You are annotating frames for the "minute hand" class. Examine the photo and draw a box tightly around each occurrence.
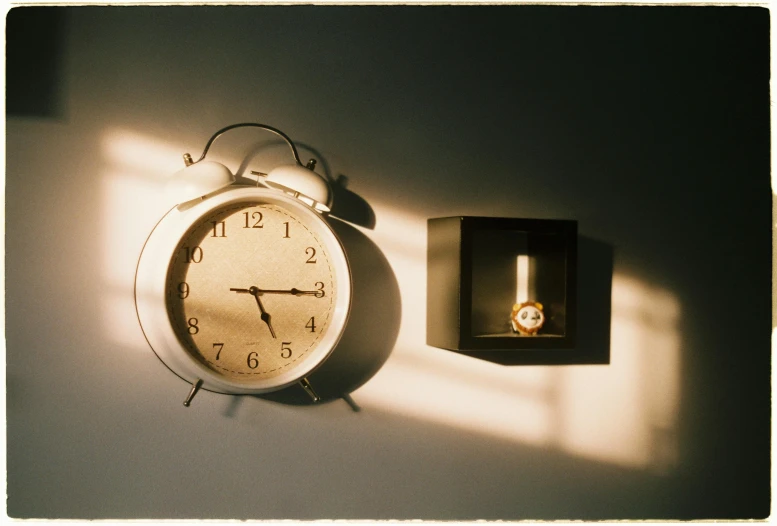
[256,288,322,297]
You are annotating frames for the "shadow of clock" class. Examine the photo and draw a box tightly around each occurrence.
[252,216,401,407]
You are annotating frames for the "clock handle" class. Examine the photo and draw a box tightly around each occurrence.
[188,122,302,166]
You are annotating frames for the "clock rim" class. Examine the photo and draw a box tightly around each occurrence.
[134,185,352,395]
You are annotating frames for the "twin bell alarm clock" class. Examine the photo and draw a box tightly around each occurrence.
[134,123,352,406]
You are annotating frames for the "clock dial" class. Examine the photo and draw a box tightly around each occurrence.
[165,202,337,382]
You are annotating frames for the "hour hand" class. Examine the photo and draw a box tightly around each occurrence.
[230,286,276,338]
[253,295,276,338]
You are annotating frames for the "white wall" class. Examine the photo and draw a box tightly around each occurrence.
[6,5,771,520]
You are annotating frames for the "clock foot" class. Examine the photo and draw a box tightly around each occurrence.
[183,378,203,407]
[342,393,361,413]
[298,377,320,403]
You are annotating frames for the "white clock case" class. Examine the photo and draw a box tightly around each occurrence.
[134,185,352,395]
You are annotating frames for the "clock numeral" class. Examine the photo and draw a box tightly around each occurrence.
[243,211,263,229]
[213,343,224,360]
[247,351,259,369]
[177,282,190,299]
[184,245,203,263]
[305,317,316,333]
[305,247,317,264]
[281,342,293,359]
[211,221,226,238]
[314,281,325,298]
[283,221,291,238]
[187,318,199,335]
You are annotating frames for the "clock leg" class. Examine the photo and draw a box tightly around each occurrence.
[298,377,320,403]
[183,378,203,407]
[341,393,361,412]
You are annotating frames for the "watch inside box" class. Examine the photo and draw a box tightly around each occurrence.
[470,229,568,338]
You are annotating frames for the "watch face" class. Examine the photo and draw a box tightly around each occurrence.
[517,305,544,328]
[165,202,338,383]
[510,302,545,335]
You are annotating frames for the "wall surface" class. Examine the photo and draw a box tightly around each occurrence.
[5,5,771,520]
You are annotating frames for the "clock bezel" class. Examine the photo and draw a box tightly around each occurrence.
[135,185,352,395]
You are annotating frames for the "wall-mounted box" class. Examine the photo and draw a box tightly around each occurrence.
[427,216,577,363]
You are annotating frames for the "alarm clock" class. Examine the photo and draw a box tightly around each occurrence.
[134,123,352,406]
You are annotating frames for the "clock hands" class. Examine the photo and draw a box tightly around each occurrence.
[231,283,326,338]
[230,285,326,338]
[230,286,276,338]
[230,287,323,297]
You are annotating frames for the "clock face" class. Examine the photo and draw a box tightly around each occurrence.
[165,202,338,383]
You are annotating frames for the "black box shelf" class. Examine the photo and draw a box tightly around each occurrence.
[427,216,577,363]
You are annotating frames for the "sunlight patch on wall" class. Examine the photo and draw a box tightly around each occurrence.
[355,202,681,472]
[100,128,186,350]
[101,128,185,175]
[102,169,168,288]
[364,203,427,350]
[356,346,556,446]
[356,202,554,446]
[99,134,682,472]
[557,275,680,472]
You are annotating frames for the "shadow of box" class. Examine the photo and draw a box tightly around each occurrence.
[427,216,577,362]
